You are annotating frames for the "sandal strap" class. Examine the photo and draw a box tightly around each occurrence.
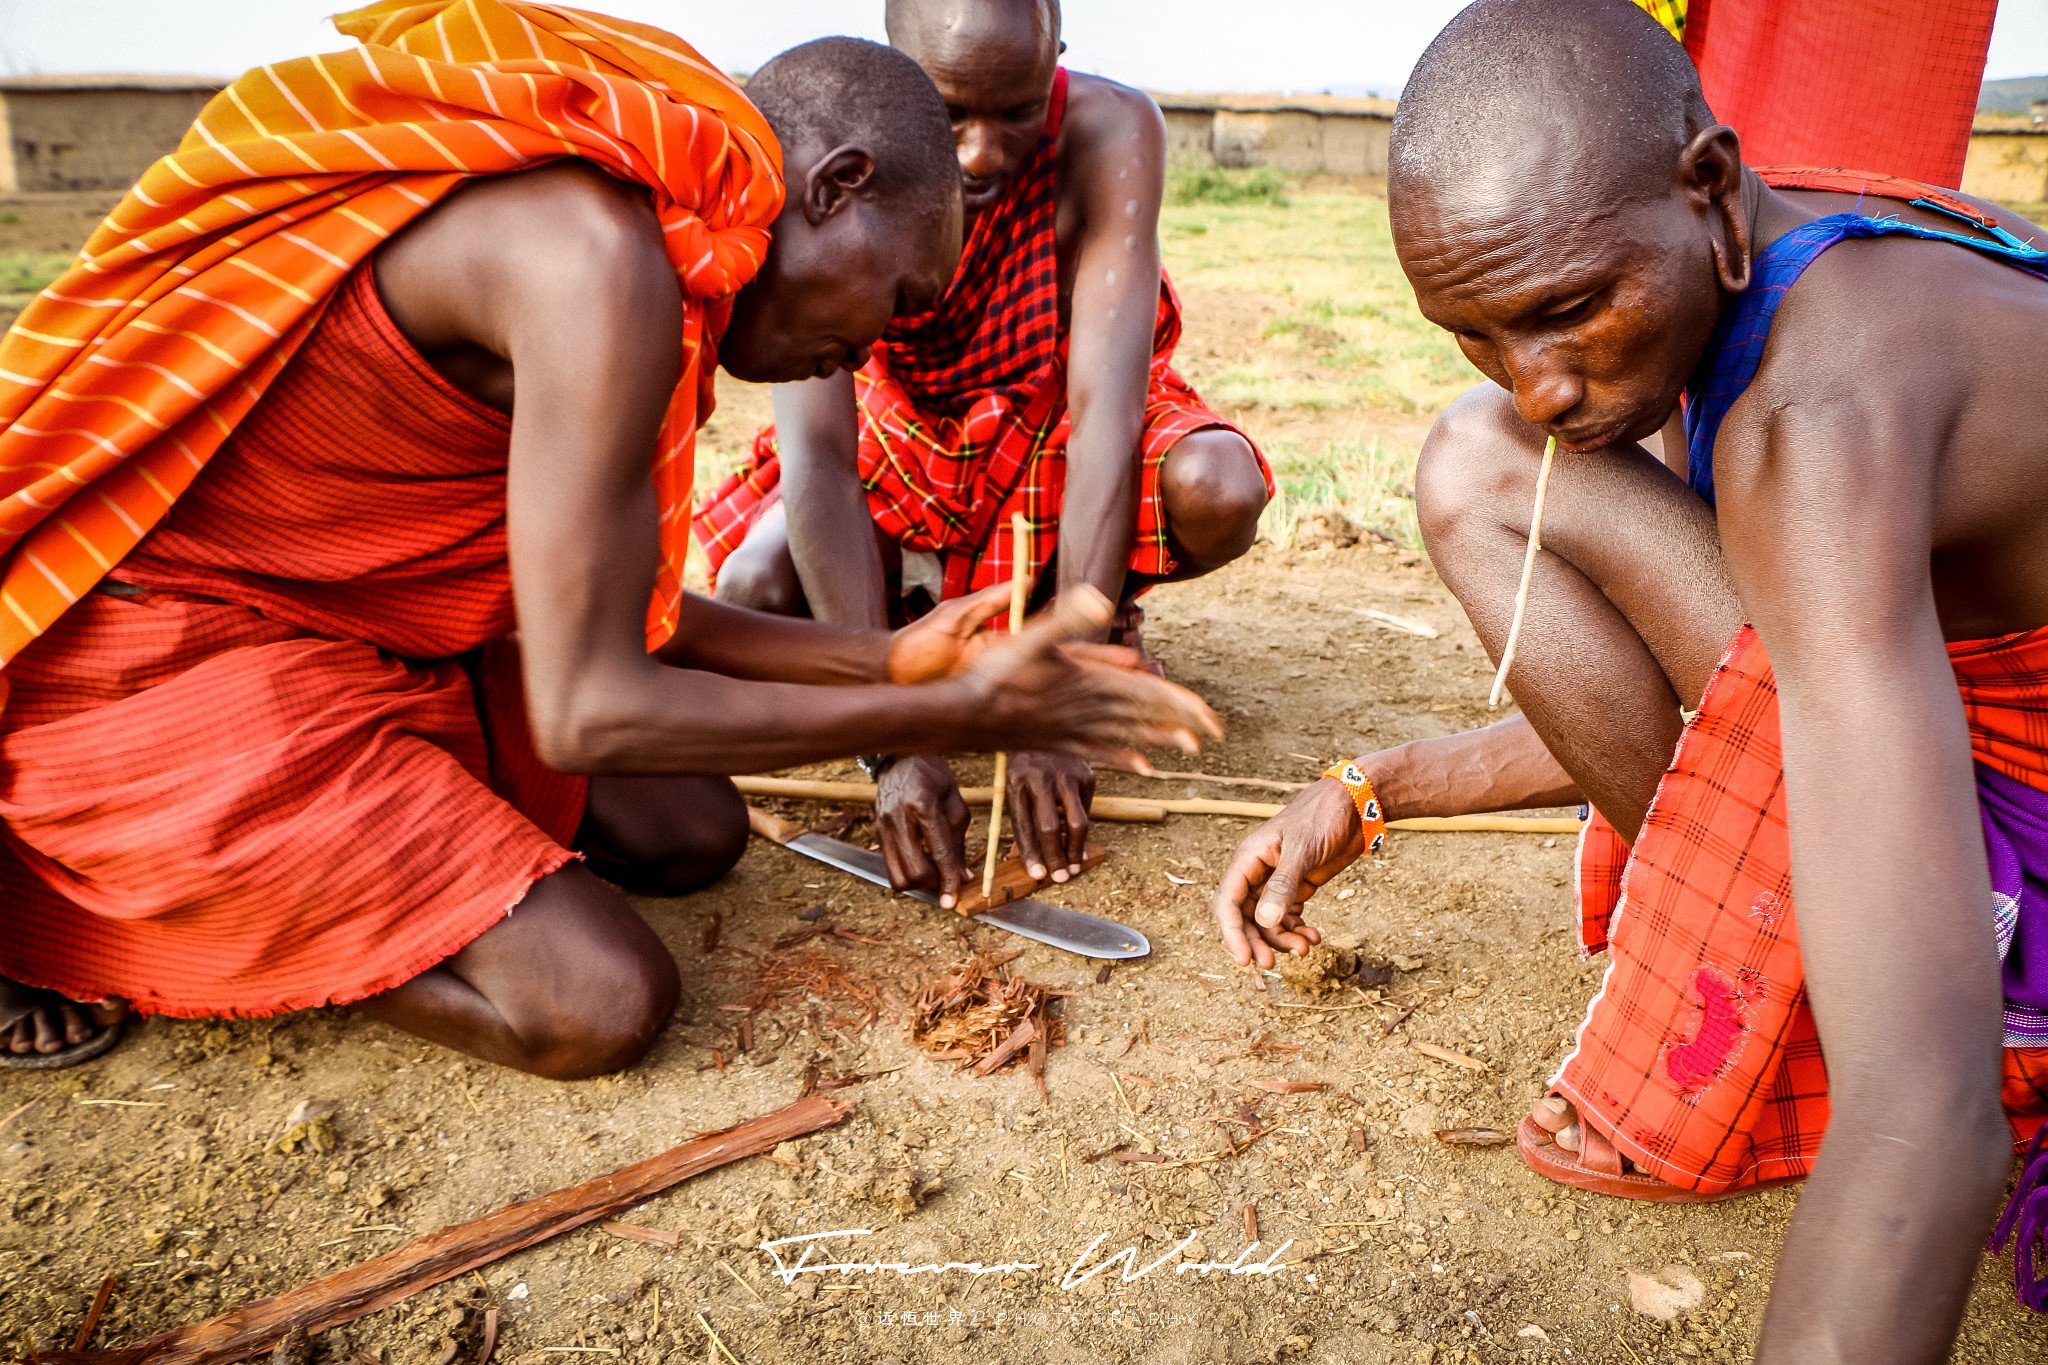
[1578,1121,1627,1177]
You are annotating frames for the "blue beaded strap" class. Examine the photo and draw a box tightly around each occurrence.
[1683,206,2047,507]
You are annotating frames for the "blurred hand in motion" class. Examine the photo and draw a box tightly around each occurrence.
[961,585,1223,767]
[885,582,1011,683]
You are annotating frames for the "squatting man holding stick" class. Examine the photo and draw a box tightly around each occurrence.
[698,0,1272,908]
[1212,0,2048,1358]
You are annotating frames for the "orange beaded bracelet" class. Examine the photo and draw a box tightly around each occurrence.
[1323,760,1389,855]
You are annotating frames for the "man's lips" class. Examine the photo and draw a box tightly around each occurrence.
[1553,420,1632,454]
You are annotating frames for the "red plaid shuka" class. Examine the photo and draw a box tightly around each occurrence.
[1564,624,2048,1196]
[694,68,1269,602]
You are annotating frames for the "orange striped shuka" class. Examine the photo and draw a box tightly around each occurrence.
[0,2,781,1017]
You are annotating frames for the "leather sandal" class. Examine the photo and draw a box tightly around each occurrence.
[1516,1108,1800,1204]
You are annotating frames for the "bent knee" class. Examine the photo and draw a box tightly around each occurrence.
[519,947,680,1080]
[582,776,748,897]
[1161,430,1269,567]
[1414,384,1540,547]
[714,531,806,616]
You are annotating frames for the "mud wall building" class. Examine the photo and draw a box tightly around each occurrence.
[1154,93,1395,177]
[0,76,223,194]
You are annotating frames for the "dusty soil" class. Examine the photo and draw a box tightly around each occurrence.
[4,203,2047,1365]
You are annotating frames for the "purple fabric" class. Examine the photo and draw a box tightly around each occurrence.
[1990,1126,2048,1310]
[1978,763,2048,1047]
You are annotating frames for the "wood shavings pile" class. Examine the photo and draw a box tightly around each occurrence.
[910,951,1068,1098]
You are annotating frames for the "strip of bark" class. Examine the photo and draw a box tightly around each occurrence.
[37,1095,851,1365]
[972,1017,1037,1077]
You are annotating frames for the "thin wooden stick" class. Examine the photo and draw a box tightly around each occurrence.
[1489,434,1557,708]
[1105,766,1309,793]
[984,512,1032,898]
[36,1095,850,1365]
[736,778,1581,832]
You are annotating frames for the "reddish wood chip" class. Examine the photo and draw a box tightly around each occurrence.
[1244,1080,1327,1094]
[1243,1203,1260,1242]
[1433,1127,1512,1147]
[1110,1150,1166,1164]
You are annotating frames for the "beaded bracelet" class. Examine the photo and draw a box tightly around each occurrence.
[1323,760,1389,855]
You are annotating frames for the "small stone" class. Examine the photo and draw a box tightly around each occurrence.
[1629,1265,1706,1322]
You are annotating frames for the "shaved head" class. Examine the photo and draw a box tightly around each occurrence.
[1390,0,1713,215]
[883,0,1065,212]
[1387,0,1753,456]
[746,36,957,206]
[885,0,1060,67]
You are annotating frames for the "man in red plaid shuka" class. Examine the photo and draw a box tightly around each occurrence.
[694,0,1271,907]
[1213,0,2048,1354]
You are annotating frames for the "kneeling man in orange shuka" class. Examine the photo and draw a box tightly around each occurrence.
[0,3,1217,1077]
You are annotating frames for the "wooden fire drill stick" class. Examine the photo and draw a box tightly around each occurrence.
[984,511,1032,898]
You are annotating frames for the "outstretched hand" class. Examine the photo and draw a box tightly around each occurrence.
[1211,777,1364,968]
[963,586,1223,766]
[885,583,1012,684]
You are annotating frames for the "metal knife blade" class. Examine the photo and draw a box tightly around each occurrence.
[781,832,1150,960]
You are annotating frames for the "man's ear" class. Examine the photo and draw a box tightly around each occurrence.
[1679,124,1751,294]
[801,144,879,226]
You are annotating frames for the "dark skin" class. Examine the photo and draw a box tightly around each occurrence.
[715,0,1269,908]
[1215,115,2048,1360]
[0,146,1228,1074]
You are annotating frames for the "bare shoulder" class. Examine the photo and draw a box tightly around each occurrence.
[1060,71,1165,170]
[376,160,675,351]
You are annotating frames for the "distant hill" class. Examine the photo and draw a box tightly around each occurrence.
[1981,75,2048,115]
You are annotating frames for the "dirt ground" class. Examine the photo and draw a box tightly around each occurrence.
[4,192,2048,1365]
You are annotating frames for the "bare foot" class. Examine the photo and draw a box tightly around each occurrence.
[1529,1094,1584,1152]
[0,977,126,1059]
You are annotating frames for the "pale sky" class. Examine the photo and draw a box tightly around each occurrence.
[0,0,2044,91]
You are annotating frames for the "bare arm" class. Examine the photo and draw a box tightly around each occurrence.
[772,370,890,629]
[378,166,1217,778]
[1056,80,1168,609]
[1210,712,1582,966]
[1719,342,2008,1363]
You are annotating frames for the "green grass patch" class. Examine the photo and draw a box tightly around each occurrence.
[1257,434,1422,551]
[1165,161,1289,207]
[0,252,72,295]
[0,251,76,320]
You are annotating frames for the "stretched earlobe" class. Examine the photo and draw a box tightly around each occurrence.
[1682,125,1752,294]
[1711,221,1752,294]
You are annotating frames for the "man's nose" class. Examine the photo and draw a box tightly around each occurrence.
[1503,346,1584,428]
[956,122,1004,180]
